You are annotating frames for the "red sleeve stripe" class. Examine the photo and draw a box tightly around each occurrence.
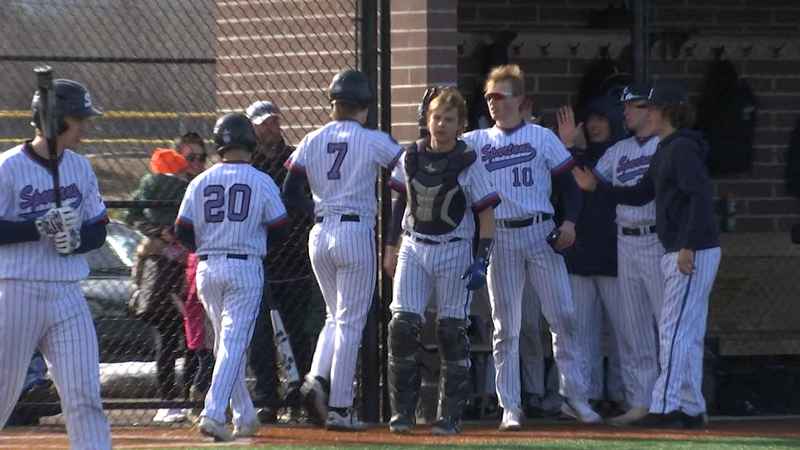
[284,160,306,174]
[472,192,501,213]
[387,178,406,193]
[267,214,289,229]
[176,217,194,229]
[551,157,576,176]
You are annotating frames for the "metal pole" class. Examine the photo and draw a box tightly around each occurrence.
[359,0,380,424]
[631,0,649,83]
[378,0,392,423]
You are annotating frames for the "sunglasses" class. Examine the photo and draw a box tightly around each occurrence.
[484,92,516,102]
[186,153,207,162]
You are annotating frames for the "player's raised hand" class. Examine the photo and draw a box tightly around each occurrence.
[383,245,399,278]
[556,105,584,148]
[572,166,598,192]
[555,221,576,251]
[417,86,441,137]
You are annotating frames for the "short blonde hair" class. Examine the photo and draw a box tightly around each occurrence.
[485,64,525,96]
[427,87,467,128]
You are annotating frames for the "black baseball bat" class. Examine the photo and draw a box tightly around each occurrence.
[34,66,61,207]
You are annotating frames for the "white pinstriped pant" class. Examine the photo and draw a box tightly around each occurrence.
[650,247,721,416]
[196,256,262,427]
[616,233,664,409]
[569,274,624,402]
[390,237,473,320]
[487,220,588,412]
[0,280,111,450]
[307,219,376,408]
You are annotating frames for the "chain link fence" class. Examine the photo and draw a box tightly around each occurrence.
[1,0,365,427]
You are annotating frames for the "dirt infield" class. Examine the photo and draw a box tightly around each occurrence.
[2,417,800,449]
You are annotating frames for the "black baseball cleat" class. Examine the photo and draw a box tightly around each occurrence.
[631,411,708,429]
[257,407,278,424]
[389,413,414,434]
[431,416,462,436]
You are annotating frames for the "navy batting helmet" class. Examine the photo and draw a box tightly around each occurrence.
[31,79,102,134]
[328,69,372,106]
[213,113,258,155]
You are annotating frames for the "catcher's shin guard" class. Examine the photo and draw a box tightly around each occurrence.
[388,312,422,427]
[436,318,472,424]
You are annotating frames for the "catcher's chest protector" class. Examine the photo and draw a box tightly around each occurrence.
[405,139,476,235]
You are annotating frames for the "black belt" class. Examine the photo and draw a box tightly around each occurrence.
[198,253,248,261]
[404,231,462,245]
[315,214,360,223]
[498,214,552,229]
[621,225,657,236]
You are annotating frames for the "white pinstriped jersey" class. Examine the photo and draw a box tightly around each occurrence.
[594,136,660,228]
[462,123,573,220]
[177,162,287,258]
[285,120,402,219]
[0,143,107,282]
[388,147,500,242]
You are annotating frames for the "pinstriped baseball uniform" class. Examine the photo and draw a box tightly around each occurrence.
[0,144,111,449]
[462,123,588,412]
[650,248,720,416]
[387,148,499,320]
[594,136,664,409]
[176,162,288,427]
[285,120,401,408]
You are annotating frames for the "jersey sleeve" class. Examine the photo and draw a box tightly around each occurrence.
[543,128,575,175]
[593,146,615,183]
[462,159,500,212]
[284,136,308,174]
[373,131,403,169]
[261,176,289,229]
[0,161,12,220]
[387,153,406,193]
[81,160,108,225]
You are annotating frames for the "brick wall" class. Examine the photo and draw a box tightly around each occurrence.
[457,0,800,232]
[215,0,358,143]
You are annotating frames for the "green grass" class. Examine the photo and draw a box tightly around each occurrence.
[162,436,800,450]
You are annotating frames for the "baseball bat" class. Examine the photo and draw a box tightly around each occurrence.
[34,66,61,207]
[263,285,301,389]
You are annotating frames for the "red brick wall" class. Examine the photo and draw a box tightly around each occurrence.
[457,0,800,232]
[215,0,358,143]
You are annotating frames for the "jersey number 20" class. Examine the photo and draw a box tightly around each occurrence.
[203,184,252,222]
[326,142,348,180]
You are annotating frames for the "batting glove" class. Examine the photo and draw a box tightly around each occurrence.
[461,256,489,291]
[53,228,81,255]
[35,206,80,239]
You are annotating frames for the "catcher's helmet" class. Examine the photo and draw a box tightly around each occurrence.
[31,79,102,134]
[213,112,257,154]
[328,69,372,106]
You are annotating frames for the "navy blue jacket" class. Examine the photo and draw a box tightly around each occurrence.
[563,96,625,277]
[602,129,720,253]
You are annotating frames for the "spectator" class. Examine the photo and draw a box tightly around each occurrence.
[244,100,321,423]
[180,253,214,419]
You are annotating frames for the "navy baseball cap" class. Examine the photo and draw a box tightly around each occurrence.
[619,83,651,103]
[647,80,689,106]
[245,100,280,125]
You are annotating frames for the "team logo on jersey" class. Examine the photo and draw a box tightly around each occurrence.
[617,154,652,183]
[18,183,83,219]
[480,143,537,172]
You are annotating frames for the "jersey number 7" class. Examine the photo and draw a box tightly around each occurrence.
[326,142,348,180]
[204,183,252,223]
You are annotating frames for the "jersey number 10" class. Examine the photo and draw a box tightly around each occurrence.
[203,184,252,223]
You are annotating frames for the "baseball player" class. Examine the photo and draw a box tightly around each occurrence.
[282,69,402,431]
[383,87,500,435]
[0,79,111,449]
[588,83,664,425]
[461,64,599,430]
[574,80,721,429]
[557,96,627,414]
[175,113,289,441]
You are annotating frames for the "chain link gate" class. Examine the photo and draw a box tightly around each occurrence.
[0,0,383,427]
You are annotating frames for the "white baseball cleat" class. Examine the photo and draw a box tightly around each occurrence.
[233,417,260,438]
[198,416,233,442]
[301,375,329,426]
[606,407,650,427]
[325,409,367,431]
[561,398,602,424]
[498,408,522,431]
[153,408,188,423]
